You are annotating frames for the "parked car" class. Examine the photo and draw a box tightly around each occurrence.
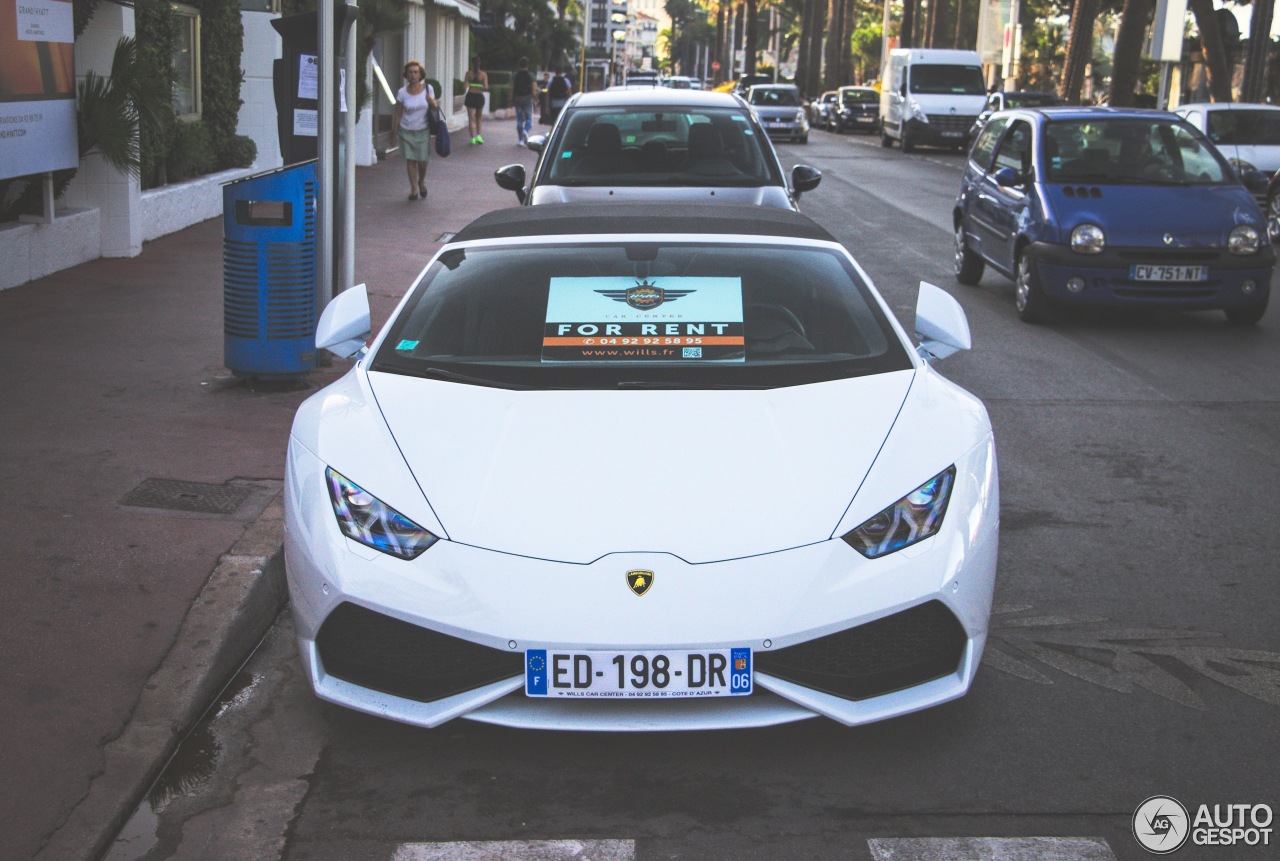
[494,89,821,209]
[967,91,1062,148]
[830,85,881,133]
[811,89,839,127]
[732,73,773,98]
[663,75,697,89]
[287,201,999,731]
[746,83,809,143]
[1175,102,1280,203]
[953,107,1273,324]
[1175,102,1280,174]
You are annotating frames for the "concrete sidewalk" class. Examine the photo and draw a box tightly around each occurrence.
[1,116,536,861]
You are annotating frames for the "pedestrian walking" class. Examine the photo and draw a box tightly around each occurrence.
[539,71,553,126]
[463,57,488,145]
[390,60,437,201]
[512,56,538,146]
[547,67,572,124]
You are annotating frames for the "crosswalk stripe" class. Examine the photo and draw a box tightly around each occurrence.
[868,837,1117,861]
[391,840,636,861]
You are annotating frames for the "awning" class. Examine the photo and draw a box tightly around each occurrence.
[433,0,479,22]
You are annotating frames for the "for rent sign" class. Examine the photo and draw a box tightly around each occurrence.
[0,0,77,180]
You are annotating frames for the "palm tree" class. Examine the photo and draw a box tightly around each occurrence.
[1059,0,1100,103]
[1242,0,1275,101]
[1189,0,1234,101]
[1107,0,1155,105]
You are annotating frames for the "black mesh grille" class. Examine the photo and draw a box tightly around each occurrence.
[317,603,524,703]
[756,601,967,701]
[1118,249,1221,263]
[927,115,976,133]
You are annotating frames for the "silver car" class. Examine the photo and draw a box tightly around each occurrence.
[495,89,821,210]
[747,84,809,144]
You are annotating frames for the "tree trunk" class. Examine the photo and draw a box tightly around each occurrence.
[1060,0,1099,103]
[1189,0,1234,102]
[1107,0,1154,106]
[928,0,950,49]
[1242,0,1273,102]
[824,0,841,87]
[901,0,919,49]
[799,0,826,97]
[745,0,758,74]
[715,2,727,83]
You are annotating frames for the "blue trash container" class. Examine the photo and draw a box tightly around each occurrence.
[223,161,318,377]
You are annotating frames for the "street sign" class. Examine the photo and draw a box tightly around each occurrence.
[712,61,721,72]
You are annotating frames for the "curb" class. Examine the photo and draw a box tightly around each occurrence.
[36,493,289,861]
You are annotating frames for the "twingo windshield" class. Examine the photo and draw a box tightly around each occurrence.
[545,107,779,186]
[371,243,911,390]
[1043,118,1235,185]
[750,87,801,107]
[909,65,985,95]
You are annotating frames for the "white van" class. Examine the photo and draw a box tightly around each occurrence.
[880,48,988,152]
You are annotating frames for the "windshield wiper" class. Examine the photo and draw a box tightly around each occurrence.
[615,380,766,390]
[412,365,534,389]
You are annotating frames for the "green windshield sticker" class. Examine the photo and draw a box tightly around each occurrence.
[396,340,420,351]
[541,276,745,363]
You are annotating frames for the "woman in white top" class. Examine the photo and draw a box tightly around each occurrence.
[390,60,438,200]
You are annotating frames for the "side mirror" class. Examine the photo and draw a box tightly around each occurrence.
[494,164,528,203]
[315,283,371,359]
[525,134,547,153]
[791,164,822,195]
[993,166,1022,188]
[915,281,971,362]
[1242,167,1269,193]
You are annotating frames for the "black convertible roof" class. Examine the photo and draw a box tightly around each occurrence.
[450,203,838,244]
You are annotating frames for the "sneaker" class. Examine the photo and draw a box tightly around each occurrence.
[469,136,478,145]
[476,135,484,145]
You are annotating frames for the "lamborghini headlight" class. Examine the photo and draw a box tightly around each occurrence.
[325,467,438,559]
[842,466,956,558]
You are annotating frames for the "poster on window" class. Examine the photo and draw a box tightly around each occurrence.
[0,0,78,181]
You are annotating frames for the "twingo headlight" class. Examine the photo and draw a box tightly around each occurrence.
[1229,224,1261,255]
[1071,223,1106,254]
[325,467,438,559]
[842,466,957,558]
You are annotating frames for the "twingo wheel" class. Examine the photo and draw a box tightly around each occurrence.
[1224,289,1269,325]
[954,221,984,286]
[1014,252,1053,324]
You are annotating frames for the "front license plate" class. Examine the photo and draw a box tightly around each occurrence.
[526,648,752,698]
[856,116,874,122]
[1131,264,1208,282]
[941,130,964,138]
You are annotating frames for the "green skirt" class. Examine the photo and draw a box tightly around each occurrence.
[400,126,431,162]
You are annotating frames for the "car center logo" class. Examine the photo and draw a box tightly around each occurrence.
[596,279,695,311]
[626,570,653,596]
[1134,796,1190,854]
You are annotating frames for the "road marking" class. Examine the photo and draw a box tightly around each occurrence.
[868,836,1116,860]
[392,840,635,861]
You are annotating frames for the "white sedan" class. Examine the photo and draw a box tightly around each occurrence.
[284,203,999,731]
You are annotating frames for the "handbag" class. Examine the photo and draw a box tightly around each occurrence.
[426,104,439,136]
[434,110,451,157]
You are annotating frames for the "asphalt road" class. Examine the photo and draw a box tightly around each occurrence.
[105,127,1280,861]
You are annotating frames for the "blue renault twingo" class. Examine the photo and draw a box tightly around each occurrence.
[953,107,1274,324]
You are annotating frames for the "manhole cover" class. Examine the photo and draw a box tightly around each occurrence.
[120,479,251,514]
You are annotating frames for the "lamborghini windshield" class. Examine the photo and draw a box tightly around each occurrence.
[372,242,911,390]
